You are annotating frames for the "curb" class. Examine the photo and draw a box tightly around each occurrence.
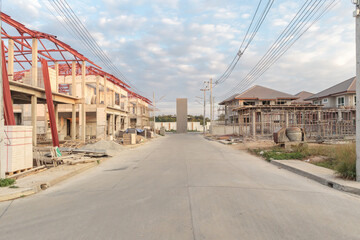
[0,161,99,202]
[47,161,98,188]
[270,160,360,196]
[0,189,36,202]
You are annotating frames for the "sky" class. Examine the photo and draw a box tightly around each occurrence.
[3,0,356,117]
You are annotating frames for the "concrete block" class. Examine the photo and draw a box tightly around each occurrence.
[4,126,33,173]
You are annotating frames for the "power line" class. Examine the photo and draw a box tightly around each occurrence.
[214,0,274,86]
[220,0,338,100]
[45,0,147,97]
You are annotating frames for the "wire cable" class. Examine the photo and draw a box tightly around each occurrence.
[220,0,338,100]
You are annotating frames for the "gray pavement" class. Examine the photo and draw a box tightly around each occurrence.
[1,134,360,240]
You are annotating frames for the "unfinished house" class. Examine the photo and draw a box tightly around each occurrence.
[128,93,151,128]
[2,12,97,146]
[303,77,356,138]
[292,91,313,105]
[219,85,301,125]
[4,13,151,145]
[53,64,131,140]
[218,85,322,138]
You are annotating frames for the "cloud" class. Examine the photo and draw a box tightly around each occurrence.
[3,0,355,117]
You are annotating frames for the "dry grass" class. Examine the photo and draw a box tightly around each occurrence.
[248,142,356,180]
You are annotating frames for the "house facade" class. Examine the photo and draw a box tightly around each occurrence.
[305,77,356,122]
[219,85,299,125]
[14,64,151,141]
[305,77,356,109]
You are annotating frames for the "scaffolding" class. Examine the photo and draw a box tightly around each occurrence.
[233,105,355,140]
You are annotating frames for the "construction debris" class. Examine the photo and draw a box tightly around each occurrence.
[81,140,124,157]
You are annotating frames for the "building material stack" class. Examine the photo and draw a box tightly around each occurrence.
[4,126,33,174]
[123,133,136,145]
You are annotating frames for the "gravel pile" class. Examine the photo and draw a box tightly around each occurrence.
[82,140,124,156]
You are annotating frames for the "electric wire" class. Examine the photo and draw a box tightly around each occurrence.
[223,0,322,97]
[214,0,274,86]
[46,0,146,97]
[220,0,338,100]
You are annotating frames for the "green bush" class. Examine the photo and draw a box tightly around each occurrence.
[334,144,356,180]
[0,178,15,187]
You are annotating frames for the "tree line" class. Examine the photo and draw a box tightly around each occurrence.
[153,115,210,125]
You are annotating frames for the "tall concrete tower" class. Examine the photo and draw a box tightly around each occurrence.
[176,98,187,133]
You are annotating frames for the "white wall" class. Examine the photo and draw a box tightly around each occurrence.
[155,122,210,131]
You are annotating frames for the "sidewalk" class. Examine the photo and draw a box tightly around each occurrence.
[0,161,99,202]
[271,160,360,195]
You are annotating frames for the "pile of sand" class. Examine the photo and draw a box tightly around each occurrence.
[82,140,124,156]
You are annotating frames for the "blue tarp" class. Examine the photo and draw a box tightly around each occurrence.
[125,128,144,133]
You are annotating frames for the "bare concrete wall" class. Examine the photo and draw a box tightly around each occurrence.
[211,125,240,136]
[176,98,187,133]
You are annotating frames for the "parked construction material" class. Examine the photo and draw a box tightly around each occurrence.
[123,133,136,145]
[82,140,124,156]
[4,126,33,174]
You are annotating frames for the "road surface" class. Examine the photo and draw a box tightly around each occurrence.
[1,134,360,240]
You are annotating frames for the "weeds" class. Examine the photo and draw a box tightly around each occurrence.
[333,143,356,180]
[0,178,16,187]
[250,142,357,180]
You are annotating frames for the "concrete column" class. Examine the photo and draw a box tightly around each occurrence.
[114,115,118,133]
[80,61,86,142]
[338,109,342,121]
[113,90,115,107]
[31,38,38,87]
[72,61,76,97]
[238,112,242,136]
[302,111,306,128]
[252,111,256,137]
[71,61,77,140]
[8,39,14,81]
[44,104,48,137]
[285,112,289,128]
[96,76,100,107]
[55,61,59,93]
[260,112,264,135]
[72,104,76,140]
[31,96,37,146]
[110,114,114,137]
[104,77,107,107]
[54,104,59,131]
[318,110,322,136]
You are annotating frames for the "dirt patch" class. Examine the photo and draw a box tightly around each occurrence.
[232,140,276,150]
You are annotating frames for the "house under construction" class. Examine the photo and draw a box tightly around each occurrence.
[2,12,151,146]
[218,85,355,140]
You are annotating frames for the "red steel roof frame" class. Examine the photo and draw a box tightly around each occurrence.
[50,63,130,89]
[3,12,151,104]
[1,12,99,69]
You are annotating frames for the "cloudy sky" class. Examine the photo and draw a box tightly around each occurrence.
[3,0,356,116]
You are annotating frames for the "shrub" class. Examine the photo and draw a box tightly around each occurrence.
[0,178,16,187]
[334,143,356,180]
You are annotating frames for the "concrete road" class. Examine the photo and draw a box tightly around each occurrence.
[1,134,360,240]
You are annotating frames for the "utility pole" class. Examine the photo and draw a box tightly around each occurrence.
[0,14,4,179]
[354,0,360,181]
[153,92,156,131]
[210,78,213,134]
[200,81,209,135]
